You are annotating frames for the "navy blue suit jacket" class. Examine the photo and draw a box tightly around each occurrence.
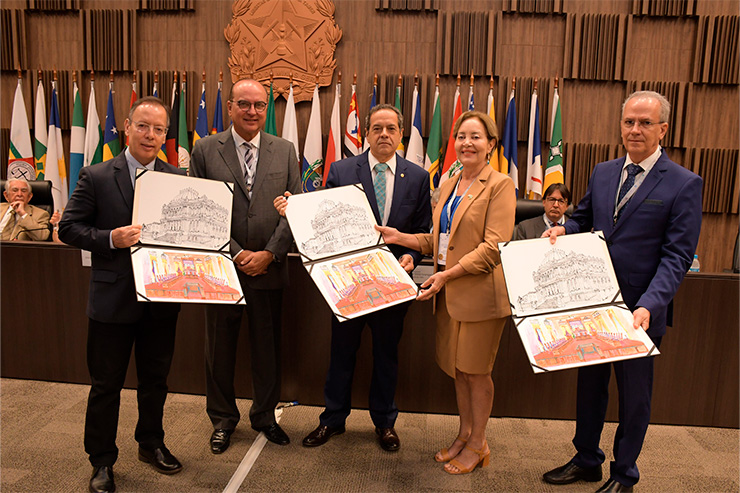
[564,151,702,337]
[325,151,432,267]
[60,154,185,324]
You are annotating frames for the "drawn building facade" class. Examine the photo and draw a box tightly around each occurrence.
[301,199,376,256]
[142,187,229,249]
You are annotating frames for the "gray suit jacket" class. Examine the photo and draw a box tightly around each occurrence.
[190,128,301,289]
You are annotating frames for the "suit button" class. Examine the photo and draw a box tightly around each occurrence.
[248,213,255,218]
[606,240,612,246]
[449,246,454,250]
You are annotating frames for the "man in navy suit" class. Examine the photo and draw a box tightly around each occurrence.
[542,91,702,492]
[276,104,431,451]
[60,97,185,493]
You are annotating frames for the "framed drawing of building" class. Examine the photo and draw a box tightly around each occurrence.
[499,232,658,373]
[284,185,418,320]
[130,170,245,305]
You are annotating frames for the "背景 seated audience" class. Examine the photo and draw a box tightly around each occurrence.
[1,178,51,241]
[513,183,571,240]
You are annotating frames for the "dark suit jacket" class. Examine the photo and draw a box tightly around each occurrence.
[190,128,301,289]
[513,214,570,240]
[325,151,432,266]
[564,152,702,337]
[59,154,184,324]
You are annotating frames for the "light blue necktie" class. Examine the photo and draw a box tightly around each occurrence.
[374,162,388,223]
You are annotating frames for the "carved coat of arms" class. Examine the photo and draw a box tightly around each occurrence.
[224,0,342,102]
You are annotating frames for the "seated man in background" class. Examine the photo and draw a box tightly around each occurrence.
[0,178,50,241]
[512,183,571,240]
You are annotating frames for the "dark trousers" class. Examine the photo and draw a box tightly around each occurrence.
[319,302,408,429]
[205,285,283,430]
[572,336,662,487]
[85,309,177,467]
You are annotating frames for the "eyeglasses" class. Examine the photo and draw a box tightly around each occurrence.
[620,119,663,130]
[231,100,268,113]
[132,121,167,137]
[545,197,568,205]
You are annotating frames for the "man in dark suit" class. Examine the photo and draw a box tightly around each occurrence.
[277,104,432,451]
[190,79,301,454]
[542,91,702,492]
[512,183,570,240]
[59,96,185,493]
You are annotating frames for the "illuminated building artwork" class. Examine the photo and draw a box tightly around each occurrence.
[301,199,376,256]
[141,250,241,302]
[141,187,229,249]
[528,308,648,369]
[316,251,416,317]
[517,247,613,311]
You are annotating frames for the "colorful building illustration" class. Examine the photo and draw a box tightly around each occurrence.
[529,309,648,368]
[142,251,241,302]
[319,252,415,316]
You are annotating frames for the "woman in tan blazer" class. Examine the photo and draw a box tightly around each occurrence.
[377,111,515,475]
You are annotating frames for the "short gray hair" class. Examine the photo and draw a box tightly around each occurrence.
[622,91,670,123]
[5,177,31,193]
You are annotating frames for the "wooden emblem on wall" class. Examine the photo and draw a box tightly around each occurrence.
[224,0,342,102]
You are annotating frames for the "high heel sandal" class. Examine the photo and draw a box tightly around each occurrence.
[434,436,467,462]
[444,444,490,475]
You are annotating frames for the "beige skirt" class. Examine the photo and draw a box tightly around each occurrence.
[435,288,507,378]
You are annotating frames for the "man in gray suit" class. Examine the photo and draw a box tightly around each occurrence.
[190,79,301,453]
[513,183,571,240]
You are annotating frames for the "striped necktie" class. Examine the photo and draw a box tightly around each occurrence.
[243,142,256,198]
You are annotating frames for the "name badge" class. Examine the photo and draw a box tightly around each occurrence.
[438,232,449,266]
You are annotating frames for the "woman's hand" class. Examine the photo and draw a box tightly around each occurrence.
[416,270,448,301]
[375,225,402,245]
[273,192,292,217]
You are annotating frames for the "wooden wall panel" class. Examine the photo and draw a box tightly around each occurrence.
[692,15,739,84]
[25,10,81,69]
[630,0,697,16]
[624,17,696,82]
[495,12,566,77]
[1,9,27,71]
[684,83,739,148]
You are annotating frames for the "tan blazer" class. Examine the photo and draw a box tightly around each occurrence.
[415,166,515,322]
[0,203,50,241]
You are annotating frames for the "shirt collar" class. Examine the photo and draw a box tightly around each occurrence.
[625,146,662,173]
[125,147,156,169]
[368,151,397,174]
[543,213,565,227]
[231,126,261,150]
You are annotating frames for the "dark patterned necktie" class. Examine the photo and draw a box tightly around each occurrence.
[616,163,642,221]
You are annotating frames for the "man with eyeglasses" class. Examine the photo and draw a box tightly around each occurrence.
[60,96,185,493]
[1,178,51,241]
[541,91,702,492]
[513,183,571,240]
[190,78,301,454]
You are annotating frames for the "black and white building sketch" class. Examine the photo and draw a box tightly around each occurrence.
[300,199,376,256]
[517,247,613,311]
[141,187,229,249]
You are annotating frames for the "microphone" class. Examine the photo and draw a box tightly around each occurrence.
[12,226,52,241]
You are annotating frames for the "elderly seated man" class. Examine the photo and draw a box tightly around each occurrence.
[1,178,50,241]
[513,183,571,240]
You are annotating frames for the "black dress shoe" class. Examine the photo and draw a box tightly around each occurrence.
[210,428,234,454]
[543,461,602,484]
[302,424,345,447]
[252,422,290,445]
[375,427,400,452]
[89,466,115,493]
[596,478,633,492]
[138,445,183,474]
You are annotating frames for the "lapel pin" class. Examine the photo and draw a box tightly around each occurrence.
[400,173,405,178]
[467,194,473,200]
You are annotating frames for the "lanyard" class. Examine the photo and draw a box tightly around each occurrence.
[443,174,476,234]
